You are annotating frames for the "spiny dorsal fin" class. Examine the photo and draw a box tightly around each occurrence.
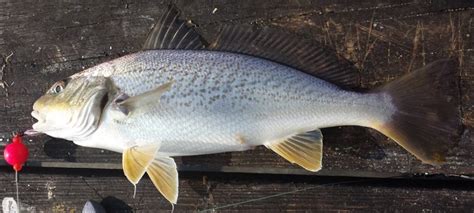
[143,4,207,50]
[208,25,360,89]
[265,130,323,172]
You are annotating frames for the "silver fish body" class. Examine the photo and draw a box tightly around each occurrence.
[29,45,458,205]
[29,5,460,204]
[73,50,394,156]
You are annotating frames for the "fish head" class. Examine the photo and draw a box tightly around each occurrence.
[31,75,110,140]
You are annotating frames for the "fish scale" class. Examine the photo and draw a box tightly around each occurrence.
[75,50,393,155]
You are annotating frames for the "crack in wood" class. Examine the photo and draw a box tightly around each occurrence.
[0,52,13,96]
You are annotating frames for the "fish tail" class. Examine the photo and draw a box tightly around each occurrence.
[373,59,461,165]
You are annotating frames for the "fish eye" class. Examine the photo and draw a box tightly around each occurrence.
[50,81,66,94]
[53,84,63,93]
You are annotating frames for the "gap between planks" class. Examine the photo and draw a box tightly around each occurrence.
[0,161,403,178]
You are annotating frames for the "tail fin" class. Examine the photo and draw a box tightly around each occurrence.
[374,59,461,165]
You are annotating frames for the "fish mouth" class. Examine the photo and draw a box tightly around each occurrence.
[31,110,43,123]
[30,110,46,133]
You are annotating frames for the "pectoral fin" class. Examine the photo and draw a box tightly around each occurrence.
[122,144,160,184]
[265,130,323,172]
[146,156,179,204]
[115,81,173,116]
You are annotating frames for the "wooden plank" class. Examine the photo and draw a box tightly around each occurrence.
[0,0,473,177]
[0,168,472,212]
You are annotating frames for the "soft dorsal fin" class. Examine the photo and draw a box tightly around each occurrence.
[208,25,360,88]
[265,130,323,172]
[144,5,360,88]
[143,4,207,50]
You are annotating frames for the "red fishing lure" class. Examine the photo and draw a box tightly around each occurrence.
[3,133,29,211]
[3,133,29,171]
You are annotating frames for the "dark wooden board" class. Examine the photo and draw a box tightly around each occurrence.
[0,1,473,211]
[0,0,473,177]
[0,168,473,212]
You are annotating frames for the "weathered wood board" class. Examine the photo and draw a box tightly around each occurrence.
[0,0,473,211]
[1,168,473,212]
[0,0,472,176]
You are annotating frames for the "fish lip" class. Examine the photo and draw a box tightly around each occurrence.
[24,128,43,136]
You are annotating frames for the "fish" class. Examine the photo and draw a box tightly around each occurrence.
[28,5,460,204]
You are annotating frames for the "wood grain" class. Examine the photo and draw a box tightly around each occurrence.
[0,168,472,212]
[1,0,472,177]
[0,0,473,211]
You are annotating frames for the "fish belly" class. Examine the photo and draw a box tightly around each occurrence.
[83,50,393,156]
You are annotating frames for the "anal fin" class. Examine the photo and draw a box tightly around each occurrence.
[265,130,323,172]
